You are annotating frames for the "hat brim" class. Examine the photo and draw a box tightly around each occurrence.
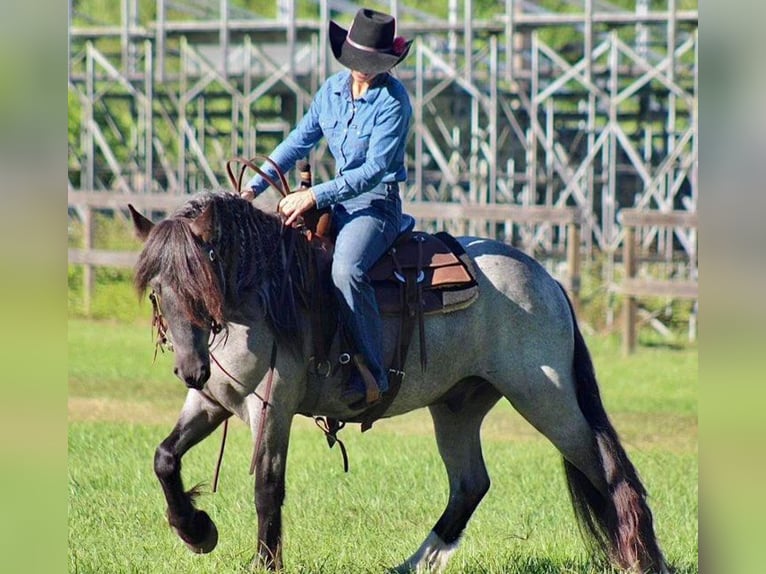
[329,21,412,75]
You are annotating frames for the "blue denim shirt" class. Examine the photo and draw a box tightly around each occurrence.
[246,70,411,210]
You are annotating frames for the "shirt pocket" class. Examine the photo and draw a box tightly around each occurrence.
[349,123,373,158]
[319,114,340,139]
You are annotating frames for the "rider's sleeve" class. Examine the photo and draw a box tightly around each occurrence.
[245,86,325,195]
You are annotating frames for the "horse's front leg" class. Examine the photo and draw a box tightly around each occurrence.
[155,390,230,554]
[247,394,294,570]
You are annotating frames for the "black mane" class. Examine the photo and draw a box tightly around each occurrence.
[134,191,307,351]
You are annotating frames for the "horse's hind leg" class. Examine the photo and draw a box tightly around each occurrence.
[509,363,667,573]
[154,390,230,554]
[394,380,501,574]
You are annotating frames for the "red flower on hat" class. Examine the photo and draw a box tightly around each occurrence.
[392,36,407,56]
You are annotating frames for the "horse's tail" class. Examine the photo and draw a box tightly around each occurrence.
[559,286,667,573]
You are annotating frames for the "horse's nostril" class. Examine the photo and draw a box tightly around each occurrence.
[183,374,202,390]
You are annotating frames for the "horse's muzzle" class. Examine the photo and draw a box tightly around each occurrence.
[174,362,211,390]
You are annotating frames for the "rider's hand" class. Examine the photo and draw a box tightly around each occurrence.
[278,189,317,227]
[240,188,255,202]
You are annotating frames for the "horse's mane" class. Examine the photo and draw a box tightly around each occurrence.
[134,191,307,351]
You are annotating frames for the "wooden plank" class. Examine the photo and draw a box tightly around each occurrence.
[68,249,138,268]
[622,226,637,355]
[68,191,184,211]
[405,201,581,225]
[620,209,697,228]
[621,279,698,299]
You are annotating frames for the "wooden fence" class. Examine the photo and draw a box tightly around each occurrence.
[68,191,583,312]
[620,209,698,355]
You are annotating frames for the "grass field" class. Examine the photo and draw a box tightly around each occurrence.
[68,318,698,573]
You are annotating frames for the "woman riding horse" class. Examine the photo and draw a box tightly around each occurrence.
[243,8,413,406]
[127,8,669,574]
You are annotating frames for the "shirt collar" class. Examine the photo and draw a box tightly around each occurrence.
[331,70,388,104]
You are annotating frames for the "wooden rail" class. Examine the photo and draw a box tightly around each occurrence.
[68,191,583,313]
[620,209,698,355]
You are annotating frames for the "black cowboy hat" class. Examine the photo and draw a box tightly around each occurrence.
[329,8,412,75]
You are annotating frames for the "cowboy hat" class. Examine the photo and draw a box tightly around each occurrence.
[329,8,412,75]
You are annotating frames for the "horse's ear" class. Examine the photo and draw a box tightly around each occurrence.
[190,203,215,243]
[128,204,154,242]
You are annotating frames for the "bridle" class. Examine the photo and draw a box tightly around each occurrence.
[148,226,228,357]
[149,290,171,360]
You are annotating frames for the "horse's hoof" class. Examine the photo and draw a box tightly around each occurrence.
[173,510,219,554]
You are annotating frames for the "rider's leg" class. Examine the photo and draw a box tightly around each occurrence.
[331,203,400,394]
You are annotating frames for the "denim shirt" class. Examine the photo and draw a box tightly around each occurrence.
[247,70,411,210]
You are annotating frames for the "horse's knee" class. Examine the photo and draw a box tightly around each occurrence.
[471,475,491,503]
[154,443,178,481]
[458,475,491,513]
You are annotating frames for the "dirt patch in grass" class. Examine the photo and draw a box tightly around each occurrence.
[365,405,697,454]
[69,396,696,455]
[68,397,178,426]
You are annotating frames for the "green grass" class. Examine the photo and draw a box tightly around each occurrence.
[68,319,697,573]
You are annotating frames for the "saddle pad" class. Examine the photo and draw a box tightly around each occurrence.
[369,231,479,315]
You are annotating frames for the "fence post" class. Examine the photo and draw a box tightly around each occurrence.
[622,224,637,355]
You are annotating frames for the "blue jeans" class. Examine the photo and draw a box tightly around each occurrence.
[331,183,402,392]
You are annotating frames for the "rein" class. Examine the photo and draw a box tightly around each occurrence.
[226,155,290,198]
[209,342,278,481]
[149,160,343,491]
[150,288,280,491]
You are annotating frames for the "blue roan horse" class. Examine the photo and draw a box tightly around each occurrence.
[129,191,668,573]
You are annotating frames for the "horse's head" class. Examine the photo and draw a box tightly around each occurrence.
[130,192,306,388]
[129,200,225,390]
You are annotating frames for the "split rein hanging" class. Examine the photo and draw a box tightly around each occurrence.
[147,158,293,493]
[149,286,273,493]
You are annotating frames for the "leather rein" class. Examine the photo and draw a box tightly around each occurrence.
[150,156,350,491]
[225,155,290,198]
[146,157,288,492]
[148,287,274,489]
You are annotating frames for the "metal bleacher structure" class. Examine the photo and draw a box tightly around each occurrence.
[68,0,698,339]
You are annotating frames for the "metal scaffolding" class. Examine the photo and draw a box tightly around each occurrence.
[68,0,698,265]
